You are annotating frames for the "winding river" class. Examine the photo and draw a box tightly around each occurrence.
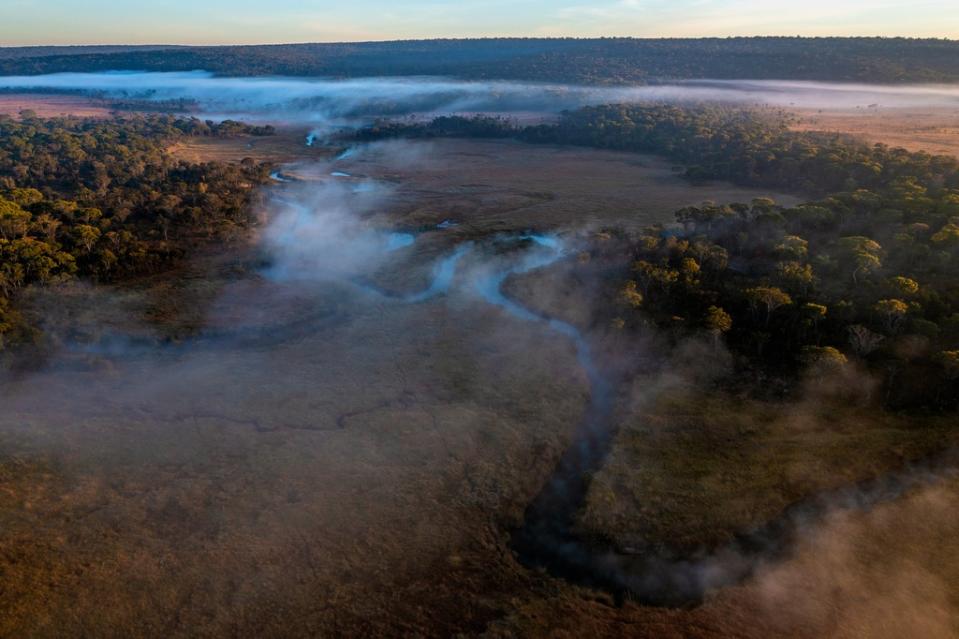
[265,155,959,607]
[353,224,959,606]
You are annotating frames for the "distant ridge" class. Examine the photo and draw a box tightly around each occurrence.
[2,37,959,84]
[0,45,185,60]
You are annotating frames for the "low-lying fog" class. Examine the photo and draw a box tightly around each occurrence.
[3,71,959,635]
[2,71,958,130]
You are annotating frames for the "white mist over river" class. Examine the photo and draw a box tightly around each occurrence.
[1,71,958,127]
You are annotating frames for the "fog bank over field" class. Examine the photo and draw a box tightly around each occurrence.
[2,72,959,127]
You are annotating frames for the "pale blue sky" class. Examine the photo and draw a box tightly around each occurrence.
[1,0,956,45]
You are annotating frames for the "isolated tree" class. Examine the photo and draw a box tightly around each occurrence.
[800,345,848,372]
[776,261,815,295]
[704,305,732,346]
[744,286,793,325]
[72,224,102,254]
[29,214,61,243]
[704,244,729,271]
[775,235,809,260]
[0,200,31,240]
[680,257,701,284]
[7,188,43,207]
[619,280,644,309]
[888,276,919,297]
[874,299,909,334]
[836,236,882,284]
[632,260,679,295]
[931,223,959,246]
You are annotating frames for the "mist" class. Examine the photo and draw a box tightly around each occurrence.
[3,68,959,636]
[260,175,398,282]
[2,71,959,129]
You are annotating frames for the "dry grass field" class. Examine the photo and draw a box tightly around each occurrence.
[167,131,333,165]
[328,138,802,233]
[0,93,114,118]
[488,476,959,639]
[789,106,959,157]
[1,130,956,637]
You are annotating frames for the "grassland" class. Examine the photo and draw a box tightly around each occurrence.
[0,93,114,118]
[330,138,802,233]
[167,130,333,165]
[1,130,956,637]
[487,475,959,638]
[581,385,957,551]
[789,105,959,158]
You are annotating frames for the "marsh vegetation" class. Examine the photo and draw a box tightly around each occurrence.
[0,66,958,637]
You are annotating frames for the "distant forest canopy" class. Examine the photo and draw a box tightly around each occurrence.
[0,45,187,60]
[2,38,959,84]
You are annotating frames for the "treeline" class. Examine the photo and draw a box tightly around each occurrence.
[4,38,959,84]
[519,105,959,196]
[575,110,959,409]
[359,106,959,198]
[174,118,276,137]
[613,194,959,410]
[0,114,271,347]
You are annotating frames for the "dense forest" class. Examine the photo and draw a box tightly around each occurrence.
[0,114,272,347]
[3,38,959,84]
[356,107,959,410]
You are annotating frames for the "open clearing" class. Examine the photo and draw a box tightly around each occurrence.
[167,130,333,164]
[322,138,802,233]
[789,106,959,157]
[375,139,801,231]
[0,93,114,118]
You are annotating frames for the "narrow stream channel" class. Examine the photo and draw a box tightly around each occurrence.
[386,233,959,606]
[270,158,959,607]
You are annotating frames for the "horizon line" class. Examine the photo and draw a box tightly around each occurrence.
[3,34,958,49]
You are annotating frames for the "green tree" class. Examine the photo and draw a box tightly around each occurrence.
[744,286,793,325]
[888,276,920,297]
[931,223,959,246]
[620,280,644,308]
[776,261,815,295]
[800,345,848,372]
[704,305,732,346]
[0,199,31,240]
[836,236,882,284]
[874,299,909,334]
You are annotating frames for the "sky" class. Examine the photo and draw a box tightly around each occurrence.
[0,0,957,46]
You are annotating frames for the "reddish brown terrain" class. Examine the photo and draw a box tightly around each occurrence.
[1,107,957,637]
[0,93,114,118]
[789,106,959,157]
